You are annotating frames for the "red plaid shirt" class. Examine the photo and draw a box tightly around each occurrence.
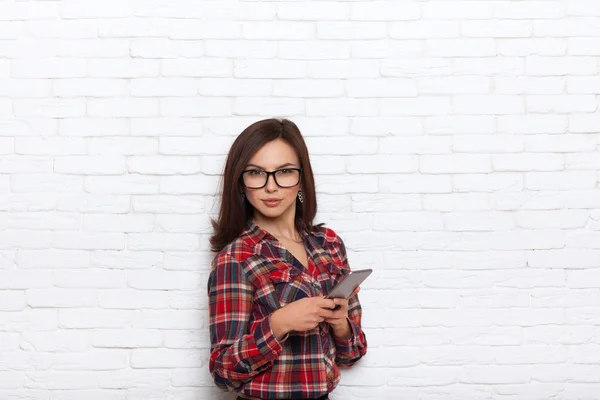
[208,220,368,399]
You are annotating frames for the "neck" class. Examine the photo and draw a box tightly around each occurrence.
[253,206,297,239]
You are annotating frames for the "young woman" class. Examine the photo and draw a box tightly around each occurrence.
[208,118,368,400]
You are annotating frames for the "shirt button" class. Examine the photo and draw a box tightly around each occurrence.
[272,350,277,355]
[321,330,326,337]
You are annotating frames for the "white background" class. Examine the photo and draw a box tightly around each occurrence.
[1,0,600,399]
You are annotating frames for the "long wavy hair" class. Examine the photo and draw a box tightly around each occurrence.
[209,118,319,253]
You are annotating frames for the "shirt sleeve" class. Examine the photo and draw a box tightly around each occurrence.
[208,254,287,391]
[330,233,368,367]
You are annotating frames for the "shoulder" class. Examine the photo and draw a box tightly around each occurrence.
[210,234,256,272]
[312,225,347,256]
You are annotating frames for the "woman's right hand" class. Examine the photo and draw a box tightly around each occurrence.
[270,296,336,339]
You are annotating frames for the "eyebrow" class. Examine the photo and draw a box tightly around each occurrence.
[246,162,298,170]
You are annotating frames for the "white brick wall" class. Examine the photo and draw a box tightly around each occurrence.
[1,0,599,398]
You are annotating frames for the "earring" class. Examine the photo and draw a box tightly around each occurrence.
[241,193,245,201]
[297,190,304,204]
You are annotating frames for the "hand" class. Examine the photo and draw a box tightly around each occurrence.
[270,296,336,339]
[324,286,360,336]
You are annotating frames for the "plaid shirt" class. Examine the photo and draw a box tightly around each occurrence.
[208,220,367,399]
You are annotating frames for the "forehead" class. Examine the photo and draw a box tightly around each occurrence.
[247,139,299,168]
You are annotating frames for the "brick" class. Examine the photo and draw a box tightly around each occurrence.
[131,38,204,58]
[11,174,83,193]
[27,289,96,308]
[569,38,600,55]
[131,310,204,329]
[131,195,204,214]
[352,40,422,59]
[0,155,53,173]
[498,38,567,57]
[26,20,96,39]
[57,194,130,214]
[59,118,129,137]
[85,175,160,195]
[307,98,378,117]
[279,2,349,20]
[380,97,452,116]
[379,136,452,155]
[0,2,58,20]
[279,41,350,60]
[170,21,241,39]
[462,20,533,37]
[525,134,597,152]
[498,115,568,134]
[233,97,304,116]
[55,156,127,175]
[420,154,492,174]
[8,212,81,231]
[54,79,128,97]
[525,171,597,190]
[422,1,492,19]
[128,156,201,175]
[13,99,85,118]
[0,291,26,311]
[453,135,524,153]
[60,0,130,18]
[204,40,277,58]
[318,22,386,40]
[160,98,231,117]
[351,2,419,21]
[98,18,168,38]
[99,290,169,309]
[130,77,197,97]
[83,214,154,233]
[535,18,600,37]
[15,137,86,155]
[273,79,344,97]
[54,270,126,288]
[309,59,379,78]
[389,21,459,39]
[52,232,125,250]
[92,329,162,348]
[380,174,452,194]
[529,94,598,114]
[235,59,305,79]
[90,250,162,269]
[127,233,199,251]
[493,154,564,172]
[88,138,158,155]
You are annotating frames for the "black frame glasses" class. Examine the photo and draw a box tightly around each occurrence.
[241,168,302,189]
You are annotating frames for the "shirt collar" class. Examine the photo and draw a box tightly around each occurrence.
[243,219,311,245]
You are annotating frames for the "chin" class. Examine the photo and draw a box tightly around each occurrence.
[258,207,284,219]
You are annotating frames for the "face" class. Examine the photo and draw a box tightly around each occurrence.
[242,139,302,221]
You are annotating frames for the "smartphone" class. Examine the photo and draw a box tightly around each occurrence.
[325,269,372,310]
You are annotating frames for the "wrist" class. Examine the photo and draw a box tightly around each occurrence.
[332,318,352,339]
[270,309,289,340]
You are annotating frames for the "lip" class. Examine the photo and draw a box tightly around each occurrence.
[262,199,282,207]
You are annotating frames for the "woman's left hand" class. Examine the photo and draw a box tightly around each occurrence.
[323,287,360,337]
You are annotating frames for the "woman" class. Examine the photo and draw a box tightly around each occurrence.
[207,118,368,400]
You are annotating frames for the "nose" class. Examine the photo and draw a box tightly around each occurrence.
[265,173,278,192]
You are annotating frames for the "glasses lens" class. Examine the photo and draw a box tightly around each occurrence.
[243,170,267,188]
[275,169,300,187]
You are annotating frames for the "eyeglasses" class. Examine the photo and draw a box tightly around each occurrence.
[241,168,302,189]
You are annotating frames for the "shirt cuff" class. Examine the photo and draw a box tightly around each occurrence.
[333,318,360,350]
[254,315,288,362]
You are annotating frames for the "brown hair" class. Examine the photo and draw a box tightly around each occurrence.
[209,118,320,253]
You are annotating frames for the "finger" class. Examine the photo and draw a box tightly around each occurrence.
[348,286,360,298]
[317,297,337,309]
[318,308,335,319]
[334,298,349,308]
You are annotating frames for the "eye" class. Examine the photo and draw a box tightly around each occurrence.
[279,169,293,175]
[248,170,264,176]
